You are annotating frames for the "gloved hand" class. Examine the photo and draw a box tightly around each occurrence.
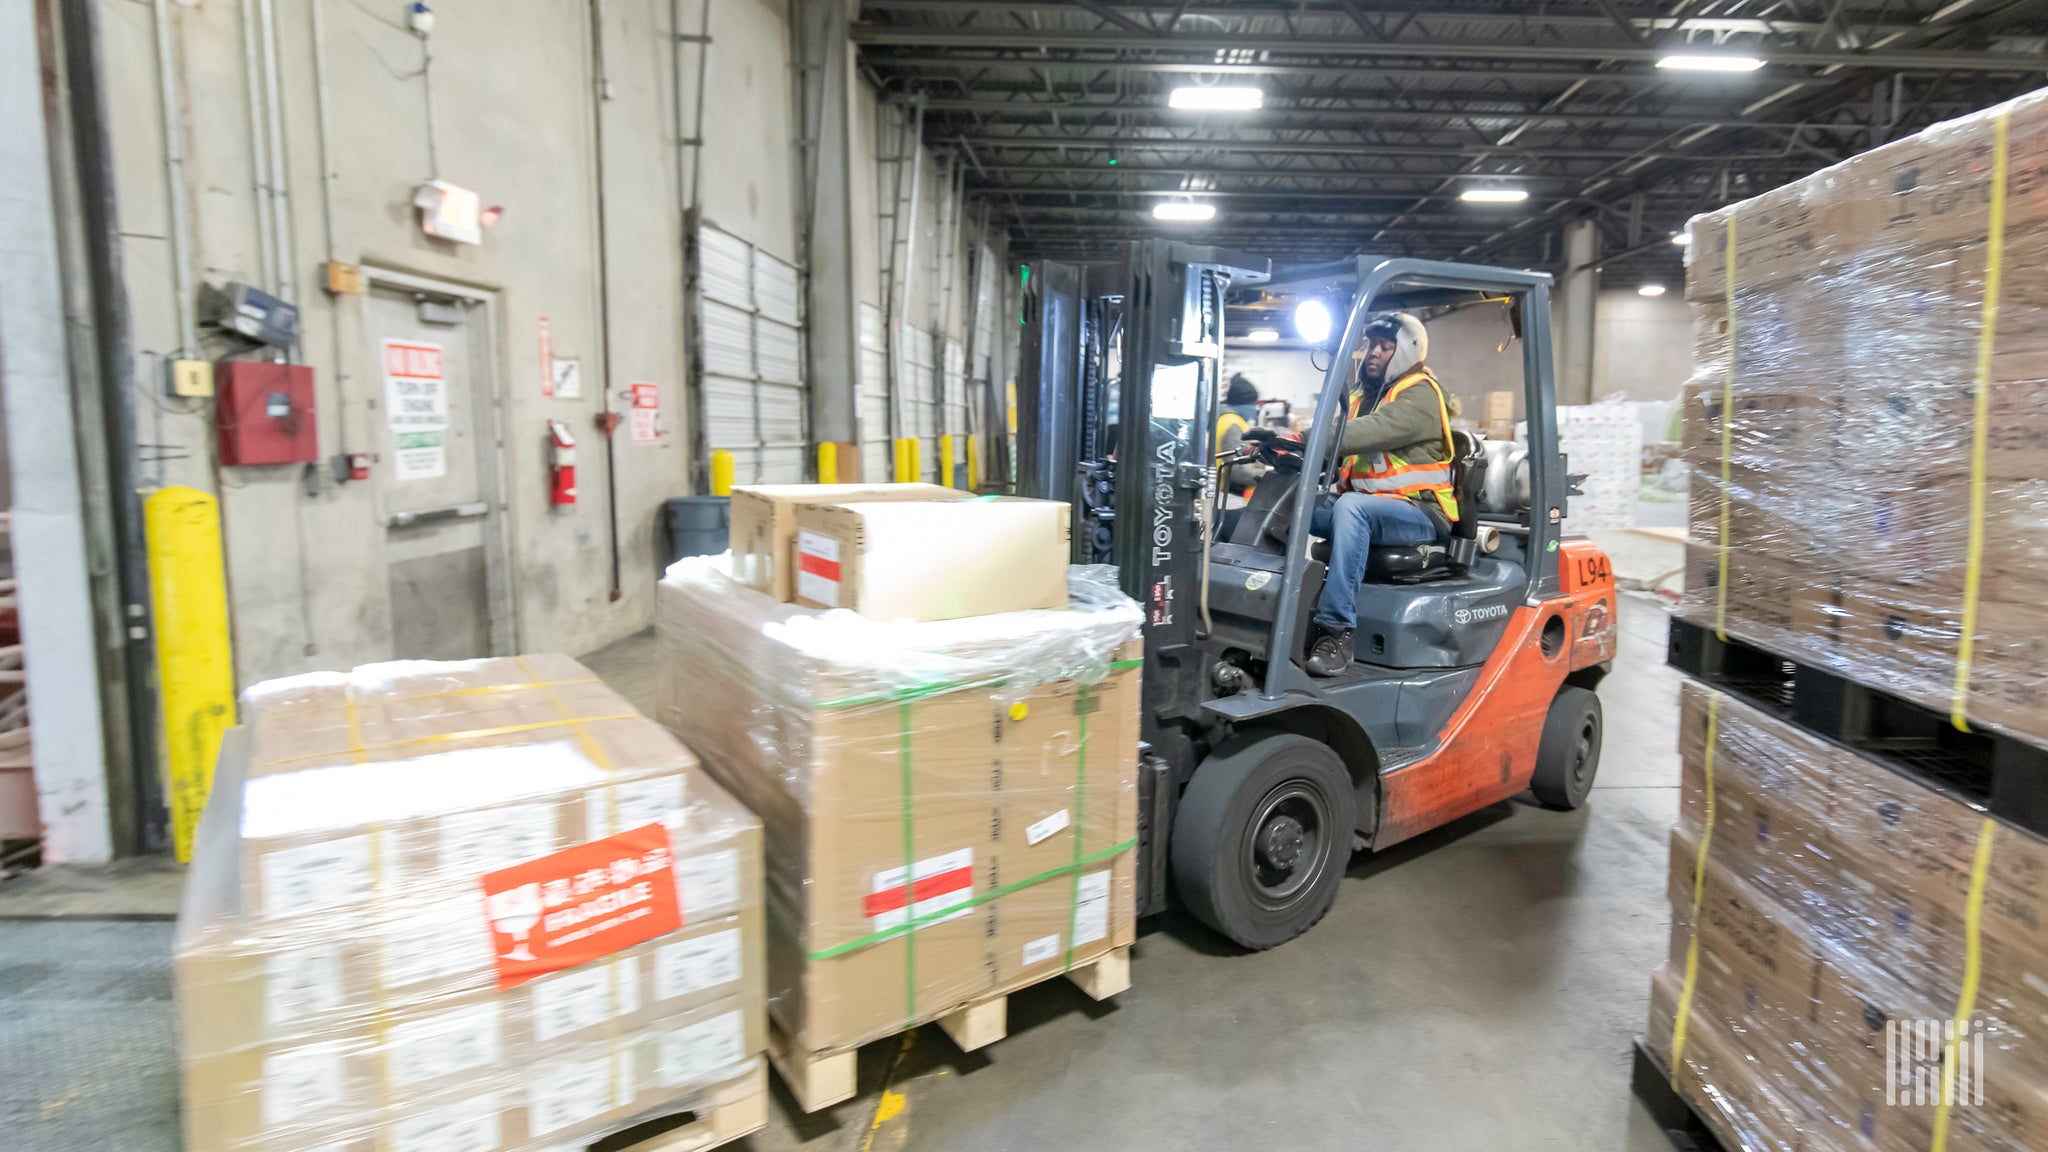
[1241,426,1278,444]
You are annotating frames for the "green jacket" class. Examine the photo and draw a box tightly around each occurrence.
[1338,369,1450,466]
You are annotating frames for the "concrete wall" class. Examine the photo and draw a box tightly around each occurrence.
[1591,287,1694,404]
[95,0,985,689]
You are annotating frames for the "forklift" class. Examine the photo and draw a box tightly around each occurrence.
[1016,243,1619,949]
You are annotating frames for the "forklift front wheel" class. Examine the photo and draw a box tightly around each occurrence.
[1171,733,1356,950]
[1530,686,1603,811]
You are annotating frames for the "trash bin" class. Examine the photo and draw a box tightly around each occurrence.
[661,496,730,569]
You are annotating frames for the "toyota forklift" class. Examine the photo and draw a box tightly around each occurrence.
[1015,242,1618,949]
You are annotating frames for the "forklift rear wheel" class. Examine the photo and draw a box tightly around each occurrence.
[1530,686,1603,810]
[1171,733,1355,950]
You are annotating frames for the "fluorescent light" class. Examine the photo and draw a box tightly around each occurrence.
[1168,85,1263,111]
[1460,188,1529,204]
[1657,54,1766,72]
[1293,300,1332,345]
[1639,284,1668,297]
[1243,328,1280,343]
[1152,201,1216,222]
[1671,232,1692,247]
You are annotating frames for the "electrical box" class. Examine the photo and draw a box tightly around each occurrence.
[215,360,318,465]
[213,282,300,347]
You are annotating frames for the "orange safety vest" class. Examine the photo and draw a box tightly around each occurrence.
[1339,367,1460,520]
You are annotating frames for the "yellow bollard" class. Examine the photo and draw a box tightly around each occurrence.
[967,434,981,492]
[894,437,921,483]
[710,449,736,495]
[937,434,955,488]
[144,486,237,863]
[816,441,838,485]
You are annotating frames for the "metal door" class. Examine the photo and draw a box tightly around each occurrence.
[695,224,807,484]
[366,283,510,661]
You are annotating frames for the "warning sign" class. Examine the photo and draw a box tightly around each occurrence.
[393,431,446,481]
[479,823,681,990]
[630,381,661,445]
[382,339,448,430]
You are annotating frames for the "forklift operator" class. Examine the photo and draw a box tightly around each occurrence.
[1303,311,1458,677]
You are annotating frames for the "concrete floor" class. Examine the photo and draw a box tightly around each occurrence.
[3,593,1686,1152]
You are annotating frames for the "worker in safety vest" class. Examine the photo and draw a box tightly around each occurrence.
[1214,374,1268,537]
[1303,312,1458,677]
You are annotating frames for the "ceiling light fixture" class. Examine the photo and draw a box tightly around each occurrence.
[1168,85,1264,112]
[1460,188,1529,204]
[1656,54,1766,72]
[1243,328,1281,343]
[1639,284,1668,297]
[1153,201,1217,222]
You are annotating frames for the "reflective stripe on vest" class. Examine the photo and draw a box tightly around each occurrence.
[1340,368,1460,520]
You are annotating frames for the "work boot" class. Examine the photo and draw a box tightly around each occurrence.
[1304,627,1353,677]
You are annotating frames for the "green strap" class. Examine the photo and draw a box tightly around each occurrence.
[1063,684,1090,971]
[813,657,1144,711]
[808,839,1138,962]
[899,699,917,1024]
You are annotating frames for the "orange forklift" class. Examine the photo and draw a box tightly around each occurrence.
[1016,245,1618,948]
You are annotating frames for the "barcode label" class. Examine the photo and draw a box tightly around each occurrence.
[527,1054,619,1135]
[657,1011,747,1087]
[259,837,370,918]
[1025,808,1071,846]
[386,1002,501,1083]
[260,1043,348,1127]
[1022,932,1061,967]
[1072,869,1111,947]
[440,804,556,879]
[263,943,345,1032]
[654,929,743,1000]
[528,965,612,1042]
[676,848,741,919]
[389,1094,502,1152]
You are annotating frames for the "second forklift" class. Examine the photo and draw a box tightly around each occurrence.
[1016,244,1617,949]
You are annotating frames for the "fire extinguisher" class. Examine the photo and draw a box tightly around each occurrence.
[548,419,577,506]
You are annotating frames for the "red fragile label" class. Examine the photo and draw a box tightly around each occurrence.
[479,823,681,990]
[798,551,840,581]
[862,848,974,923]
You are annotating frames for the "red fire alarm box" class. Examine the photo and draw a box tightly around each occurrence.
[215,360,318,465]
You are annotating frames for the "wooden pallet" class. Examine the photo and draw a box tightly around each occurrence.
[1629,1039,1732,1152]
[767,945,1132,1113]
[595,1064,768,1152]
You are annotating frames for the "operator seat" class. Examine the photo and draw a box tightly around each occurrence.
[1361,430,1490,582]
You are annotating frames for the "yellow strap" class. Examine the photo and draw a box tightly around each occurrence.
[1953,110,2010,733]
[1715,217,1737,642]
[254,714,641,771]
[1931,817,1997,1151]
[1670,691,1720,1079]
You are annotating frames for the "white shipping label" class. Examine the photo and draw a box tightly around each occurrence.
[1025,808,1071,846]
[657,1011,747,1088]
[439,803,557,880]
[389,1094,502,1152]
[654,928,743,1000]
[1072,869,1112,947]
[1151,362,1200,420]
[1022,932,1062,967]
[260,1043,348,1127]
[867,847,975,932]
[616,955,642,1018]
[263,944,346,1032]
[794,530,841,606]
[676,848,741,920]
[527,1054,618,1135]
[528,965,613,1042]
[380,897,495,988]
[385,1002,501,1084]
[597,776,686,838]
[258,836,371,919]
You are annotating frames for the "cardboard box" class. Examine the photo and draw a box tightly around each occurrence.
[728,483,966,602]
[1484,390,1515,422]
[658,556,1143,1056]
[792,497,1071,622]
[177,657,766,1152]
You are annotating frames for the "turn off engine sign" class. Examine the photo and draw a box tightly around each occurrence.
[479,823,681,989]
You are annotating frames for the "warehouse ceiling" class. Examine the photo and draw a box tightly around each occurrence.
[853,0,2048,283]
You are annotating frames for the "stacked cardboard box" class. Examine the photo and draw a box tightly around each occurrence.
[177,655,764,1152]
[1678,87,2048,746]
[1649,685,2048,1152]
[657,526,1143,1061]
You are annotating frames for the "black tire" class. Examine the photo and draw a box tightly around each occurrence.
[1171,733,1356,950]
[1531,686,1603,810]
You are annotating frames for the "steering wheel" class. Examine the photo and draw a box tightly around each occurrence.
[1243,429,1306,474]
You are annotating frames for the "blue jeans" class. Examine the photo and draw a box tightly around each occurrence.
[1310,492,1443,631]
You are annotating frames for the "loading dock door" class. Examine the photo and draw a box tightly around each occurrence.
[696,224,807,484]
